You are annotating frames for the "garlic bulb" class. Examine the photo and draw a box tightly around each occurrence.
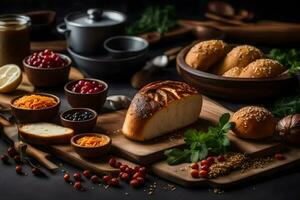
[276,114,300,145]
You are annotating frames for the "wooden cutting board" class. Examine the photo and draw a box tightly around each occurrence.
[0,67,84,107]
[95,96,282,165]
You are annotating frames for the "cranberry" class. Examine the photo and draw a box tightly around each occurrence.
[120,172,130,181]
[125,167,133,175]
[64,174,70,182]
[115,162,122,168]
[32,167,41,175]
[7,146,17,157]
[74,182,82,190]
[133,166,140,173]
[217,155,226,162]
[190,169,199,178]
[83,170,91,178]
[109,178,119,187]
[119,164,128,172]
[26,50,67,68]
[70,80,105,94]
[73,173,81,181]
[103,175,111,184]
[91,175,99,183]
[16,165,22,174]
[199,169,208,177]
[133,172,144,179]
[14,155,22,164]
[138,167,147,175]
[130,179,139,188]
[1,154,9,163]
[200,160,209,166]
[201,165,209,171]
[109,158,117,168]
[275,153,285,160]
[136,177,145,185]
[207,156,215,164]
[190,163,199,170]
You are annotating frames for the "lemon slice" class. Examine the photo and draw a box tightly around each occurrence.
[0,64,22,93]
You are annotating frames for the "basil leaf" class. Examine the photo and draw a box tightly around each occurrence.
[190,150,200,163]
[166,149,191,165]
[219,113,230,127]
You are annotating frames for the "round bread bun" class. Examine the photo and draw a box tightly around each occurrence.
[239,59,286,78]
[231,106,276,140]
[213,45,264,75]
[222,67,243,77]
[185,40,230,71]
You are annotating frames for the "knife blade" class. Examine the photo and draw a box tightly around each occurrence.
[2,124,59,171]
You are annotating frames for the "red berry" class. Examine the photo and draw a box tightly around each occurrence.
[109,178,119,186]
[133,172,143,179]
[83,170,90,178]
[133,166,140,173]
[1,154,9,163]
[207,156,215,164]
[74,182,82,190]
[130,179,139,188]
[16,165,22,174]
[119,164,128,172]
[190,169,199,178]
[199,169,208,177]
[201,165,209,171]
[64,174,70,182]
[91,175,99,183]
[275,153,285,160]
[121,172,130,181]
[200,160,209,166]
[217,155,226,162]
[115,162,122,168]
[103,175,111,184]
[136,177,145,185]
[73,173,81,181]
[109,158,117,168]
[190,163,199,170]
[139,167,147,175]
[7,146,17,157]
[14,155,22,164]
[32,167,41,175]
[125,167,133,175]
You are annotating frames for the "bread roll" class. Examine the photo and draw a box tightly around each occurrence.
[222,67,243,77]
[122,81,202,141]
[239,59,286,78]
[213,45,264,75]
[185,40,230,71]
[231,106,276,139]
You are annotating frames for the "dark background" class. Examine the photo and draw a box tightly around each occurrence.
[1,1,300,200]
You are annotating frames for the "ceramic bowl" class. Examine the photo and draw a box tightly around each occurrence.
[23,53,71,87]
[64,78,108,111]
[60,108,97,134]
[10,93,60,123]
[71,133,111,158]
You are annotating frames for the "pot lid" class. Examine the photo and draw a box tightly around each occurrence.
[65,8,126,27]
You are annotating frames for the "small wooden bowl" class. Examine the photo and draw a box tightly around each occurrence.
[64,78,108,111]
[176,43,297,101]
[10,93,60,123]
[60,108,97,134]
[23,53,71,87]
[71,133,111,158]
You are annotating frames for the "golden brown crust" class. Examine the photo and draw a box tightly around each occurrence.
[222,67,243,77]
[239,59,286,78]
[231,106,276,140]
[185,40,231,71]
[213,45,264,75]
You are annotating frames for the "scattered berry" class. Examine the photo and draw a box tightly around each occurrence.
[1,154,9,163]
[120,164,128,172]
[201,165,209,171]
[73,172,81,181]
[90,175,99,184]
[83,170,91,178]
[14,155,22,164]
[32,167,41,175]
[103,175,111,184]
[64,174,70,182]
[207,156,215,164]
[275,153,285,160]
[109,158,117,168]
[190,163,199,170]
[109,178,119,186]
[190,169,199,178]
[200,160,209,166]
[136,177,145,185]
[199,169,208,177]
[217,155,226,162]
[15,165,22,174]
[133,172,143,179]
[7,146,17,157]
[115,162,122,168]
[120,172,130,181]
[74,182,82,190]
[130,179,139,188]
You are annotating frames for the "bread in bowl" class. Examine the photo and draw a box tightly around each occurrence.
[231,106,276,140]
[213,45,264,75]
[239,59,286,78]
[222,67,243,77]
[185,40,230,71]
[122,81,202,141]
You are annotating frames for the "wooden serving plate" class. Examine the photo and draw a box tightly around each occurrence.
[176,43,297,101]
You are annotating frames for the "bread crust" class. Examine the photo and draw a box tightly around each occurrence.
[239,59,286,78]
[122,81,202,141]
[185,40,230,71]
[222,67,243,77]
[213,45,264,75]
[231,106,276,139]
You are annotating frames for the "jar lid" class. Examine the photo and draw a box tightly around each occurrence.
[65,9,126,27]
[0,14,30,30]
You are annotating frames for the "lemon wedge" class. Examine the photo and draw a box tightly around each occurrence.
[0,64,22,93]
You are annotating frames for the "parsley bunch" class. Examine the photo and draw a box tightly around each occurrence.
[164,113,235,165]
[268,49,300,74]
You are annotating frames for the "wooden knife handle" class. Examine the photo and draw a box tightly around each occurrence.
[15,142,59,171]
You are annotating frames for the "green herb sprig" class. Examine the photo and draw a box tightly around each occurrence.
[268,49,300,74]
[126,5,177,35]
[272,95,300,118]
[164,113,235,165]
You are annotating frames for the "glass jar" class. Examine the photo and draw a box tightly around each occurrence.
[0,14,31,68]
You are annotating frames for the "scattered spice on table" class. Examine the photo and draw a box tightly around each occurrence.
[13,94,57,109]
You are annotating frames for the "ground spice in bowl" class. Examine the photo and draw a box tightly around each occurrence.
[13,94,57,109]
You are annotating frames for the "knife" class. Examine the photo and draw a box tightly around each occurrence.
[1,124,59,171]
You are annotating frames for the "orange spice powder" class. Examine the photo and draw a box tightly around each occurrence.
[76,136,108,147]
[13,94,57,109]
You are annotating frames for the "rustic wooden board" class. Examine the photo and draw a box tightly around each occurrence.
[151,147,300,188]
[95,96,282,165]
[0,67,84,107]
